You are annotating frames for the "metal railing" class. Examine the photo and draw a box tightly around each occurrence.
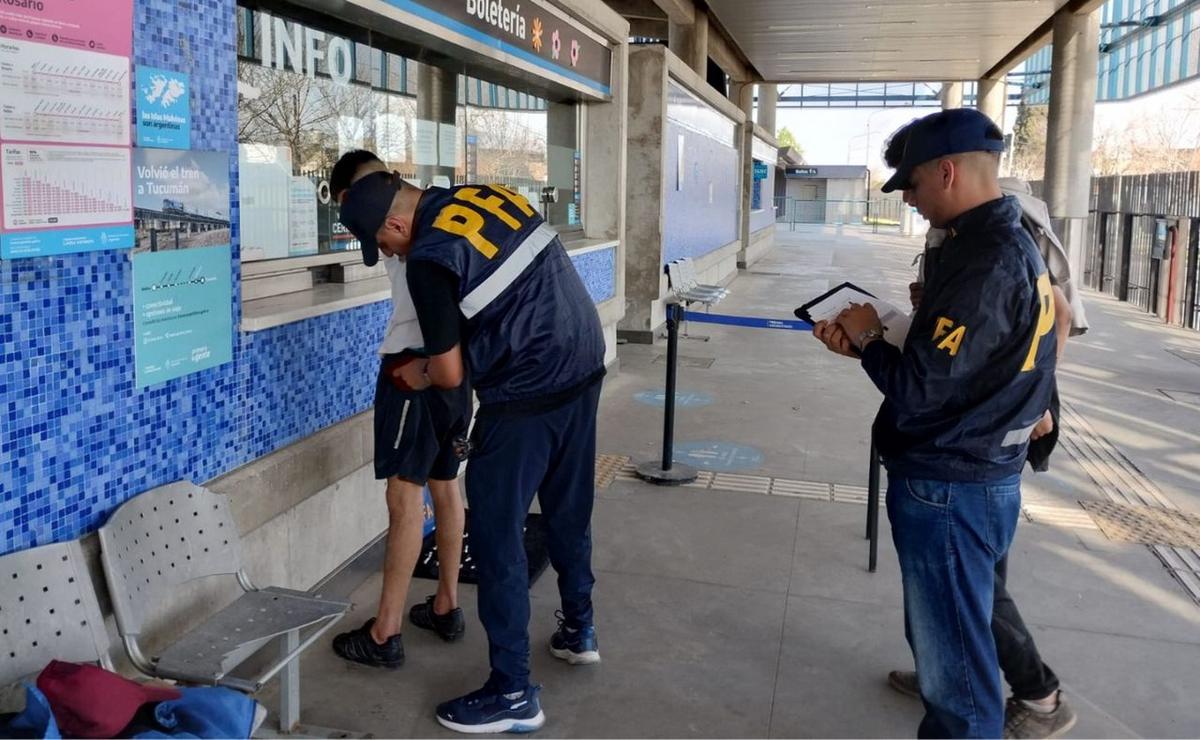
[773,197,905,233]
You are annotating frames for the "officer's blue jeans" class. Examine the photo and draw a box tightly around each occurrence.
[465,381,601,693]
[887,474,1022,739]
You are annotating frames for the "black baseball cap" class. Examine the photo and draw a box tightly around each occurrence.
[881,108,1005,193]
[338,171,399,267]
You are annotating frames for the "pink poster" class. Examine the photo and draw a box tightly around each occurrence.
[0,0,132,56]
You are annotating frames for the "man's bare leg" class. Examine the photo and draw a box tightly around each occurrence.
[428,477,464,614]
[370,476,426,643]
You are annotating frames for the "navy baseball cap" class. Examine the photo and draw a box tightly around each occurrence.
[338,171,399,267]
[881,108,1005,193]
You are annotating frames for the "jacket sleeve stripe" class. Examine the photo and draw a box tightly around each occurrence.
[460,222,558,319]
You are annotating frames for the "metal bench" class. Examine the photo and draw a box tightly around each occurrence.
[98,481,351,734]
[0,540,112,686]
[666,258,728,307]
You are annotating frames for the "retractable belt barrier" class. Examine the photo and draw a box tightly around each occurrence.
[636,307,812,487]
[682,311,812,332]
[647,308,880,574]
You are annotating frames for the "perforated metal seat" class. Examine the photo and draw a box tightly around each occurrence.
[98,481,350,732]
[0,540,112,686]
[678,258,729,299]
[666,258,728,306]
[154,587,346,683]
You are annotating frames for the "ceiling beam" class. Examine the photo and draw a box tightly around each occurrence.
[651,0,694,25]
[1067,0,1109,15]
[984,0,1106,79]
[704,4,759,81]
[635,0,759,81]
[603,0,667,22]
[628,17,668,38]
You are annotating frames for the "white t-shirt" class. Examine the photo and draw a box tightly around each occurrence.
[379,255,425,355]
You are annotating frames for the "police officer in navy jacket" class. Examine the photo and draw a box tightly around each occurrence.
[340,172,604,734]
[813,109,1057,739]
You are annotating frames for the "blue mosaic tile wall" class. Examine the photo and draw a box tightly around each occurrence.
[0,0,618,556]
[662,121,740,265]
[570,247,617,304]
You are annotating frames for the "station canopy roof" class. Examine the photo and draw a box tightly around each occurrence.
[703,0,1073,82]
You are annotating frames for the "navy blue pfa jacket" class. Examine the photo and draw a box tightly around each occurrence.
[406,184,605,406]
[862,196,1058,482]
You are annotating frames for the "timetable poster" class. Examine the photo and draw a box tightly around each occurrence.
[0,0,134,259]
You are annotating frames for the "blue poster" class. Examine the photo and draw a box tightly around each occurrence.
[136,66,191,149]
[132,149,232,387]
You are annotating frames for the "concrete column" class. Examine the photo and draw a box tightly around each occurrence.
[940,81,963,109]
[689,11,709,76]
[737,125,777,268]
[977,77,1007,129]
[728,80,753,119]
[738,125,753,266]
[582,40,630,360]
[619,48,668,342]
[757,83,777,135]
[1044,8,1100,278]
[416,63,458,187]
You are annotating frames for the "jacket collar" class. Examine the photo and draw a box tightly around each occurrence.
[944,195,1021,240]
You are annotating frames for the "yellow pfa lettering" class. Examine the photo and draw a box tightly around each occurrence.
[932,316,965,356]
[491,184,535,217]
[454,187,521,230]
[1021,272,1056,371]
[937,326,966,356]
[433,204,499,259]
[933,316,955,341]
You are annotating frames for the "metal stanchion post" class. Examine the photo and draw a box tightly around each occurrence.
[636,302,698,485]
[866,440,881,572]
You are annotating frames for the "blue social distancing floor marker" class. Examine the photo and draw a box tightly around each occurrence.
[641,311,787,474]
[673,441,764,472]
[634,389,714,408]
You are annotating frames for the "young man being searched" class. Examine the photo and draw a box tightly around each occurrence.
[327,151,472,669]
[338,165,606,734]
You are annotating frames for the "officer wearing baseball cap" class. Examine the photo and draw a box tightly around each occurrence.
[881,107,1006,194]
[813,108,1057,739]
[339,166,606,735]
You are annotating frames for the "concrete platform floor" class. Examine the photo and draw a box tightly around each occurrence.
[267,225,1200,738]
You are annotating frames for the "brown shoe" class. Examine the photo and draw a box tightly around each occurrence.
[1004,692,1078,739]
[887,670,921,699]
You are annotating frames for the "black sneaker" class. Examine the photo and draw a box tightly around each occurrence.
[331,618,405,668]
[409,595,466,642]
